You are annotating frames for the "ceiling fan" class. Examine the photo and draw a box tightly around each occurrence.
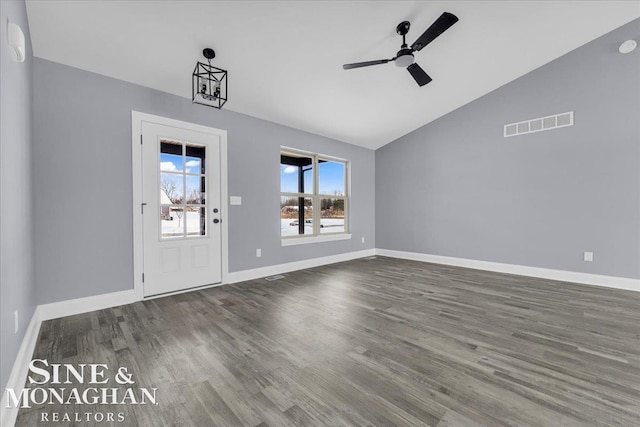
[343,12,459,87]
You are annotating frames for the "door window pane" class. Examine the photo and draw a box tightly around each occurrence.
[160,141,183,172]
[160,173,183,204]
[186,175,205,204]
[186,207,206,236]
[186,145,206,174]
[161,207,184,238]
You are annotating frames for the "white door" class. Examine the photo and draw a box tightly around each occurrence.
[141,122,222,297]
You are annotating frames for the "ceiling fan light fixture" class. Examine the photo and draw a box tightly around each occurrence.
[394,53,415,68]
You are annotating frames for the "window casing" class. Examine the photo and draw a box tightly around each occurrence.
[280,148,349,240]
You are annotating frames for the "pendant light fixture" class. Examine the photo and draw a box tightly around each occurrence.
[192,48,227,109]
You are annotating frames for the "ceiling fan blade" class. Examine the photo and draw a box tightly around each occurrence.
[407,63,432,87]
[410,12,458,52]
[343,59,392,70]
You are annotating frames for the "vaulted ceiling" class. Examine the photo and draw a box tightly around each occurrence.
[26,1,640,149]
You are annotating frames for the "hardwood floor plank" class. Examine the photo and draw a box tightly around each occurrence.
[191,380,244,426]
[15,257,640,426]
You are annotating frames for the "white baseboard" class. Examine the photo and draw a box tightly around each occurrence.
[22,249,375,323]
[226,249,376,284]
[38,289,137,321]
[1,307,42,427]
[375,249,640,292]
[2,290,137,426]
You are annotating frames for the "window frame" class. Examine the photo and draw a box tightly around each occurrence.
[280,147,350,244]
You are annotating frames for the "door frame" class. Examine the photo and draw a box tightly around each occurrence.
[131,111,229,300]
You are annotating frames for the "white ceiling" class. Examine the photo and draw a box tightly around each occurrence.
[26,1,640,149]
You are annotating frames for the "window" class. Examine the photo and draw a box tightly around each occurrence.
[280,148,349,241]
[159,140,207,239]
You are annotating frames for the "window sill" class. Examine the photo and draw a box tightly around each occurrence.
[281,233,352,246]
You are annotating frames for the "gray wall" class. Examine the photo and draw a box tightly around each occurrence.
[32,58,375,305]
[0,0,36,391]
[376,18,640,279]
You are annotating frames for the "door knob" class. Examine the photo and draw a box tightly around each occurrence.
[213,218,220,224]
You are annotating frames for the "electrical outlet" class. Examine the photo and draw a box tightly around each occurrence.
[584,251,593,262]
[14,310,19,334]
[256,248,262,258]
[361,237,365,244]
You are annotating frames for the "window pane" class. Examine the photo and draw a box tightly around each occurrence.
[280,163,299,193]
[186,207,206,236]
[160,141,183,172]
[280,154,313,194]
[161,207,184,238]
[160,173,183,204]
[281,196,313,236]
[318,160,345,196]
[320,198,345,234]
[186,175,205,204]
[185,145,205,174]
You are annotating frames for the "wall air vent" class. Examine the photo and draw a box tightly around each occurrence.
[504,111,573,138]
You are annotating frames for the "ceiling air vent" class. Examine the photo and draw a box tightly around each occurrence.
[504,111,573,138]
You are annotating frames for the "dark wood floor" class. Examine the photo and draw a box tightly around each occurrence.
[16,257,640,426]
